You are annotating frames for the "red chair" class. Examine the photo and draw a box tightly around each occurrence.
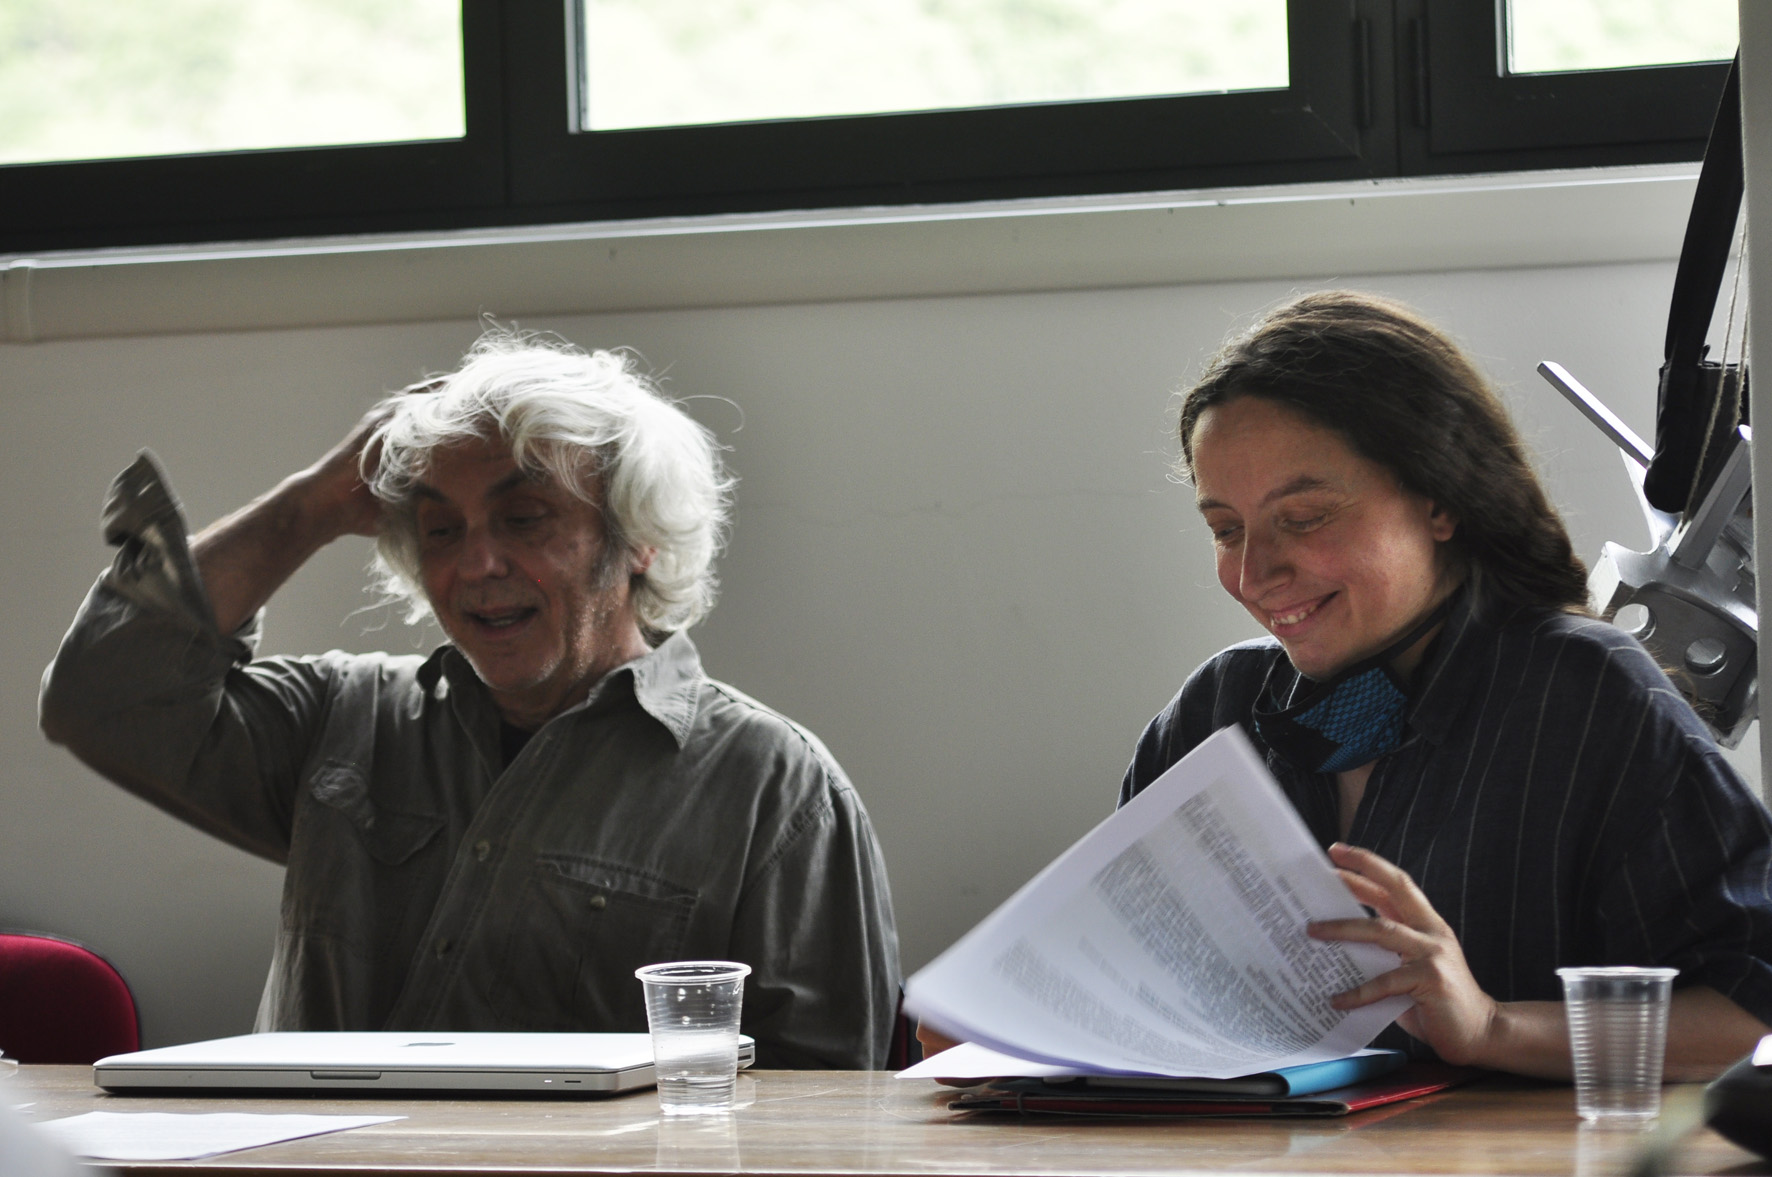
[0,931,140,1064]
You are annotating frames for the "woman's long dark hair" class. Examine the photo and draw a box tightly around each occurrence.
[1178,291,1589,615]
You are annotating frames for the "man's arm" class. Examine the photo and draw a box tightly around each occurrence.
[40,406,396,861]
[731,778,901,1069]
[194,406,390,634]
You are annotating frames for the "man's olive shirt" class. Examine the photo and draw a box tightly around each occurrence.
[40,454,900,1069]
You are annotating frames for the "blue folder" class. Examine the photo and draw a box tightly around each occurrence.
[1075,1048,1406,1097]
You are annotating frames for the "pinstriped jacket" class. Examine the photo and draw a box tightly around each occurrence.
[1122,595,1772,1055]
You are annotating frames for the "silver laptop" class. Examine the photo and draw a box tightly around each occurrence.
[94,1031,754,1095]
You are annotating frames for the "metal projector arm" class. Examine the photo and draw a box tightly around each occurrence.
[1538,361,1757,747]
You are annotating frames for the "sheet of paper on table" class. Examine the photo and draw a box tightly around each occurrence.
[898,1042,1083,1081]
[903,725,1410,1080]
[33,1111,403,1161]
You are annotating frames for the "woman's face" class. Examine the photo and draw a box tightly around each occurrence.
[1190,396,1458,680]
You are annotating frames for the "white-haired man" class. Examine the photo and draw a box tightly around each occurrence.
[41,334,900,1069]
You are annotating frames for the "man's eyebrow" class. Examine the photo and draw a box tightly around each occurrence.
[487,468,538,497]
[410,468,539,503]
[1196,475,1340,513]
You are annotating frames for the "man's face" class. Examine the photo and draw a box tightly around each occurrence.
[412,437,650,728]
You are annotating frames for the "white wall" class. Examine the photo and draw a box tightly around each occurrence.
[1,178,1752,1048]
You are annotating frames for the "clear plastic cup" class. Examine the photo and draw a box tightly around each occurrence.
[635,960,751,1115]
[1558,966,1678,1121]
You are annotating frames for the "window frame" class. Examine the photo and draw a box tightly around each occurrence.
[1402,0,1727,173]
[0,0,507,253]
[0,0,1735,253]
[502,0,1392,219]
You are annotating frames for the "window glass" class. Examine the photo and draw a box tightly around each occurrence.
[580,0,1288,132]
[0,0,464,165]
[1505,0,1735,75]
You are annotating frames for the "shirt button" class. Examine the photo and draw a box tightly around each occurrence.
[436,937,451,957]
[589,894,608,911]
[474,840,491,861]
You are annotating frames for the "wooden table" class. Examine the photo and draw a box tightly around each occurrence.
[6,1066,1767,1177]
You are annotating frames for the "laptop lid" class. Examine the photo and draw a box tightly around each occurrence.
[93,1031,755,1096]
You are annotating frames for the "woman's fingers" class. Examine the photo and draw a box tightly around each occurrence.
[1312,844,1504,1067]
[1311,914,1420,947]
[1329,843,1450,934]
[1325,963,1427,1010]
[1333,869,1404,920]
[1329,842,1419,894]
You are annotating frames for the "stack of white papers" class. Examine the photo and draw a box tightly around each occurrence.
[904,726,1409,1080]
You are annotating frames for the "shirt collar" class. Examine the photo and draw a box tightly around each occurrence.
[621,630,706,748]
[428,629,706,750]
[1402,589,1490,746]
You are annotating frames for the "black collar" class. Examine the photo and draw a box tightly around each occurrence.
[1400,590,1504,748]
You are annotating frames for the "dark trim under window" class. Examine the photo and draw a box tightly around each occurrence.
[0,0,1731,253]
[1407,0,1730,172]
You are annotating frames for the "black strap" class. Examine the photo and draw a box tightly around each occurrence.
[1643,53,1743,514]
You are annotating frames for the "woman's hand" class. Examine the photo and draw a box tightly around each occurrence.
[1307,842,1501,1067]
[915,1023,962,1059]
[1310,843,1767,1080]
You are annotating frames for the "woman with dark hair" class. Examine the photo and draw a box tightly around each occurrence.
[1117,289,1772,1078]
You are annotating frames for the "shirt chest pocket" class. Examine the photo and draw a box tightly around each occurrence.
[287,761,444,943]
[492,855,699,1032]
[307,762,443,862]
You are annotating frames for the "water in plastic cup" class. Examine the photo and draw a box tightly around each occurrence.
[1558,966,1678,1122]
[635,961,751,1115]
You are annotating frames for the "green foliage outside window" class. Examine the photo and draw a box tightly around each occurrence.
[0,0,461,165]
[0,0,1738,168]
[583,0,1288,130]
[1507,0,1736,74]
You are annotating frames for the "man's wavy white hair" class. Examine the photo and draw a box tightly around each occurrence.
[366,330,732,635]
